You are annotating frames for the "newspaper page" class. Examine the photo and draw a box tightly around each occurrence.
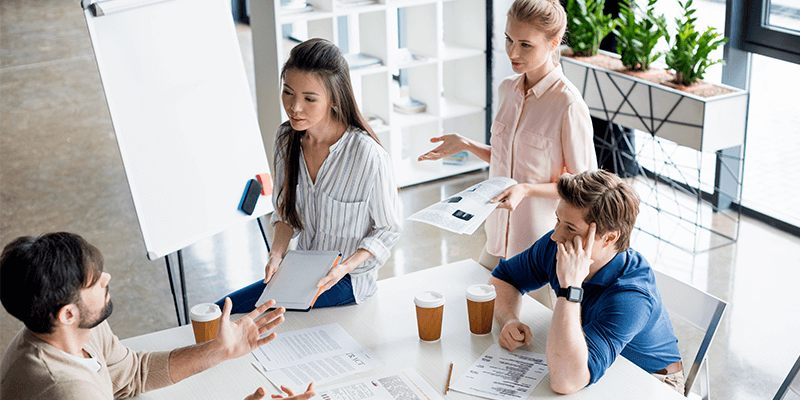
[449,344,548,400]
[313,368,444,400]
[407,177,517,234]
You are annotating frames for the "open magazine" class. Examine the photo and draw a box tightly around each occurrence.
[407,177,517,235]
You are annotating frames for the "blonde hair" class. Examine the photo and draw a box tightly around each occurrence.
[507,0,567,62]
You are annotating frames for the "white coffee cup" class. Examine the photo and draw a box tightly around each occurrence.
[414,291,445,341]
[190,303,222,343]
[466,284,496,335]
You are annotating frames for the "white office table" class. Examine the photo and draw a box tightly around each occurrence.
[123,259,684,399]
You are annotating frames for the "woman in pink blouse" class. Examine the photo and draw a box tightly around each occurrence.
[418,0,596,308]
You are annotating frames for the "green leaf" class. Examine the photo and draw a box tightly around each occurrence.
[665,0,728,84]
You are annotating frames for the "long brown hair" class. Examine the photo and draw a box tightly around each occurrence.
[277,38,379,231]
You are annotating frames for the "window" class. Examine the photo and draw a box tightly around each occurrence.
[744,0,800,65]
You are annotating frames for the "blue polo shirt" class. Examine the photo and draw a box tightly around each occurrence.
[492,231,681,385]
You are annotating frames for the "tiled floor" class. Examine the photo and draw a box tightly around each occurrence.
[2,1,800,399]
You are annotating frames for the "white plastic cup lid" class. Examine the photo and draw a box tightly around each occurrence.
[190,303,222,322]
[414,291,445,308]
[466,284,496,302]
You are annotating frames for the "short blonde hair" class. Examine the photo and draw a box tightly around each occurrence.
[507,0,567,61]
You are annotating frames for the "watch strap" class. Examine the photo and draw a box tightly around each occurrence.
[557,286,584,302]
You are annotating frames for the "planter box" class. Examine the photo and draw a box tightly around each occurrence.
[561,50,748,153]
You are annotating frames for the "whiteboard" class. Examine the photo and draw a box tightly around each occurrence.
[83,0,274,260]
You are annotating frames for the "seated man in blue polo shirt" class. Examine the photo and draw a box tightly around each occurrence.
[489,170,683,395]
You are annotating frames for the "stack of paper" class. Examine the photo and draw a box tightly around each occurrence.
[318,369,443,400]
[337,0,377,7]
[344,53,383,70]
[252,323,383,393]
[393,97,426,114]
[450,344,548,400]
[280,0,313,14]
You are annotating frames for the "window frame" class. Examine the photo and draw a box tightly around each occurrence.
[742,0,800,65]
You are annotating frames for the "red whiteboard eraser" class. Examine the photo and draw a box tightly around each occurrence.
[256,173,272,195]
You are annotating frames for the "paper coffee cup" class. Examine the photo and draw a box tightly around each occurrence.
[414,291,445,341]
[190,303,222,344]
[466,284,496,335]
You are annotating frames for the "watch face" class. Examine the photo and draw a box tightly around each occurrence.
[567,287,583,302]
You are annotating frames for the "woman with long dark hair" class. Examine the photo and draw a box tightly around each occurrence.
[218,38,401,312]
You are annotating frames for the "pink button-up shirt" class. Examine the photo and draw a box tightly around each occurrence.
[486,65,596,258]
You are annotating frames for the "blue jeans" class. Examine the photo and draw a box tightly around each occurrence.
[216,274,355,314]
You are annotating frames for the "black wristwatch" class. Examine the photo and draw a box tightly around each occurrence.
[557,286,584,303]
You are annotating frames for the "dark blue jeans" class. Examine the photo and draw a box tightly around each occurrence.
[216,274,355,314]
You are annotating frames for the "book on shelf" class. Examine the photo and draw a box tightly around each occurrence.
[443,150,469,166]
[343,53,382,70]
[395,48,427,65]
[393,96,426,114]
[337,0,377,7]
[280,0,314,14]
[408,177,517,235]
[364,114,387,130]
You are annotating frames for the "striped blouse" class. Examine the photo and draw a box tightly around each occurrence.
[270,125,402,304]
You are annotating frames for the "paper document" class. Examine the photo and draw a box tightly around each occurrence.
[314,369,443,400]
[407,177,517,235]
[449,344,548,400]
[252,323,383,392]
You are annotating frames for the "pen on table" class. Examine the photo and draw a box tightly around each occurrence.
[446,362,453,394]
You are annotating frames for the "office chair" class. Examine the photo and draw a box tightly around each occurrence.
[774,354,800,400]
[653,270,727,400]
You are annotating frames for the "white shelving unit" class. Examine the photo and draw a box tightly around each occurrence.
[251,0,488,188]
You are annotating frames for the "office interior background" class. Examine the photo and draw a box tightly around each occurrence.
[1,0,799,398]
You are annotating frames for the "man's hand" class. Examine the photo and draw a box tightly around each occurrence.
[272,383,316,400]
[264,255,282,284]
[498,319,532,351]
[417,134,469,161]
[167,298,286,383]
[556,223,596,288]
[214,298,285,360]
[245,387,267,400]
[490,184,528,211]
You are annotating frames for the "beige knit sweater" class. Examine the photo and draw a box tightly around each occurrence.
[1,321,172,399]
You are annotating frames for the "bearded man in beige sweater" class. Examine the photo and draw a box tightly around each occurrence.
[0,232,316,400]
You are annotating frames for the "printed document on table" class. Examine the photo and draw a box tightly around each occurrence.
[407,177,517,235]
[312,368,443,400]
[449,344,548,400]
[252,323,383,392]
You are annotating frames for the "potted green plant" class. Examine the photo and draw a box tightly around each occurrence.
[565,0,616,57]
[665,0,728,86]
[560,0,745,152]
[614,0,668,71]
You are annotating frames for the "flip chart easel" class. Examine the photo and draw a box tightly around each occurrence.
[81,0,274,325]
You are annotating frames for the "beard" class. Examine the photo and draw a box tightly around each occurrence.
[78,298,114,329]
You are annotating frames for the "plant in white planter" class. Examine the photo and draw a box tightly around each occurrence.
[565,0,616,57]
[560,0,746,252]
[614,0,668,71]
[664,0,728,86]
